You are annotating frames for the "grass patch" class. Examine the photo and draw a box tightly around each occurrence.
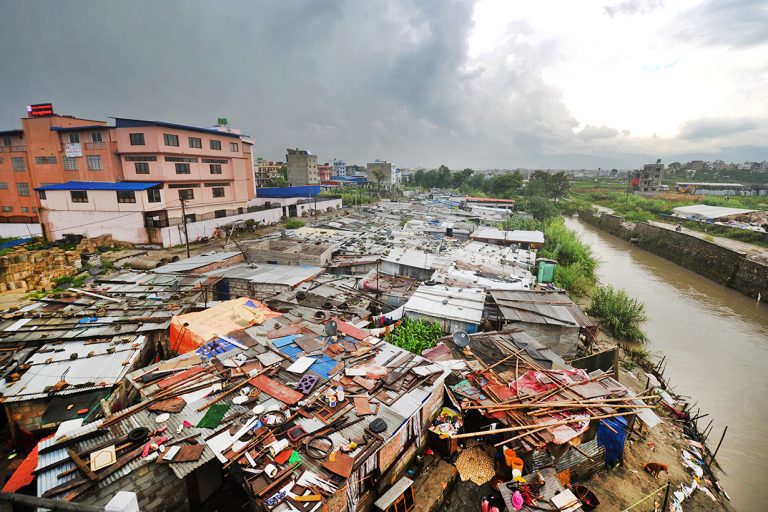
[587,285,648,342]
[538,218,597,297]
[387,317,443,354]
[283,219,305,229]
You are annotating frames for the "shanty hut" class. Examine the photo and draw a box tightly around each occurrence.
[487,290,596,355]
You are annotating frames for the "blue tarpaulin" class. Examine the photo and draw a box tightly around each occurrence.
[0,237,32,249]
[196,337,237,360]
[256,186,320,198]
[597,415,628,466]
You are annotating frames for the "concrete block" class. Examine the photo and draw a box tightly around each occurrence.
[105,491,140,512]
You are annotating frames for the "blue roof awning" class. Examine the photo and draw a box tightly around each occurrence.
[36,181,161,192]
[50,125,110,132]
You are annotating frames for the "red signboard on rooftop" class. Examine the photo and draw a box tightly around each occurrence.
[27,103,54,117]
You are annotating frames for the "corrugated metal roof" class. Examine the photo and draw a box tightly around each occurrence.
[152,252,242,274]
[403,285,485,324]
[3,344,141,402]
[672,204,755,220]
[490,290,594,327]
[471,227,545,244]
[205,263,324,287]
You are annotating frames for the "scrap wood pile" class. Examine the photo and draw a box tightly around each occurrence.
[35,313,445,511]
[445,335,656,450]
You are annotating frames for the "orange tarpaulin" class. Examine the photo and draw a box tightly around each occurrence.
[170,297,280,354]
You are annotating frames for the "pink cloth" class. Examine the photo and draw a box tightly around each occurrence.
[512,491,524,511]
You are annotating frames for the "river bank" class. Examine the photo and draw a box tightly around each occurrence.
[577,209,768,300]
[566,217,768,511]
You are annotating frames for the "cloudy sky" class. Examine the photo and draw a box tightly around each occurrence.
[1,0,766,169]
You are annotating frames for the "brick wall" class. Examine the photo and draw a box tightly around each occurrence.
[327,485,350,512]
[5,399,47,433]
[82,462,190,512]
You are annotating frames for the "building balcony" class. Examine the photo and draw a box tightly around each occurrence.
[59,142,111,152]
[0,145,27,153]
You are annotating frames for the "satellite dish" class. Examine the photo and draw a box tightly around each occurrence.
[324,320,338,336]
[452,330,470,348]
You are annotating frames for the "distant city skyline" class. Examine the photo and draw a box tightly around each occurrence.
[1,0,766,169]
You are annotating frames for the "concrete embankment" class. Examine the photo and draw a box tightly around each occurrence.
[579,209,768,299]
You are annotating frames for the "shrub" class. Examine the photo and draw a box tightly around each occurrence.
[587,285,647,341]
[283,219,305,229]
[552,261,595,297]
[388,317,444,354]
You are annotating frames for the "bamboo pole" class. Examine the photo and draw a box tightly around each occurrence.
[450,411,638,440]
[464,395,658,411]
[196,366,272,412]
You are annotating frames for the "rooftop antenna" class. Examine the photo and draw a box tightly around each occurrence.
[452,330,470,348]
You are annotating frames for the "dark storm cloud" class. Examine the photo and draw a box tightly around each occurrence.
[678,117,757,140]
[0,0,764,169]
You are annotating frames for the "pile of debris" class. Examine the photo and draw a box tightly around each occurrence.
[29,307,448,512]
[0,246,80,292]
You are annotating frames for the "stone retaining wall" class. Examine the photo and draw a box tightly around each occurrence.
[579,210,768,299]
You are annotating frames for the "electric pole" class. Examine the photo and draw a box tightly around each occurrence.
[180,197,190,258]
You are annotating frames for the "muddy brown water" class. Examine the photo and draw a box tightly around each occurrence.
[565,217,768,511]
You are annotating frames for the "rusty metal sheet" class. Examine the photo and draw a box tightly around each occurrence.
[267,324,302,339]
[331,317,369,341]
[250,374,303,405]
[156,366,205,389]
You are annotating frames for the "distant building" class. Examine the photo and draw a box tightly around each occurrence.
[318,162,333,181]
[462,196,516,211]
[333,159,346,177]
[631,161,663,192]
[675,182,746,196]
[347,164,366,177]
[367,160,394,186]
[255,159,284,184]
[684,160,706,172]
[286,148,318,186]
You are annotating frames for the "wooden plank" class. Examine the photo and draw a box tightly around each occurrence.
[354,396,372,416]
[66,448,97,481]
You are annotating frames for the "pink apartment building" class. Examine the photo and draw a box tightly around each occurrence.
[34,116,277,246]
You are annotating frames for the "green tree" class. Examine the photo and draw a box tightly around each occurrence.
[526,170,550,196]
[452,168,474,188]
[266,177,289,187]
[484,171,523,198]
[519,195,558,220]
[437,165,452,188]
[413,169,425,188]
[526,170,569,199]
[548,171,570,199]
[370,167,386,196]
[469,173,486,190]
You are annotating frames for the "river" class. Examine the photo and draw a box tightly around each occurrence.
[565,217,768,511]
